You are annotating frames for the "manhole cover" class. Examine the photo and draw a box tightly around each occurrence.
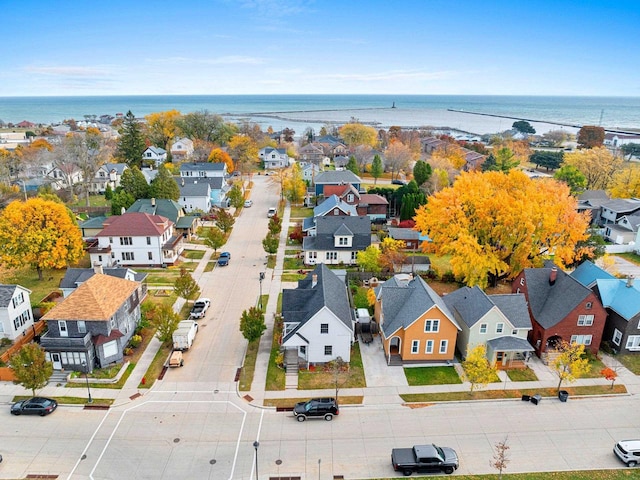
[210,459,217,465]
[275,459,282,465]
[81,454,87,460]
[173,438,180,443]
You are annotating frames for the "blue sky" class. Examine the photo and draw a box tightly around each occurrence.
[2,0,639,97]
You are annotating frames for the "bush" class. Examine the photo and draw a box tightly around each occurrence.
[129,334,142,348]
[123,347,133,356]
[0,338,12,347]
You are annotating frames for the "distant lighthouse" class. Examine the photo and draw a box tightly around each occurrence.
[391,101,396,108]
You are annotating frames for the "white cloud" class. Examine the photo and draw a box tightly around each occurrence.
[23,65,113,76]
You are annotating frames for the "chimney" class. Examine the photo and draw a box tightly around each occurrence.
[120,206,125,215]
[312,274,318,288]
[627,275,635,288]
[151,197,156,206]
[93,263,103,275]
[549,267,557,286]
[181,178,184,186]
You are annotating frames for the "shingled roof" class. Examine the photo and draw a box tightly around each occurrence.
[302,216,371,252]
[97,212,172,237]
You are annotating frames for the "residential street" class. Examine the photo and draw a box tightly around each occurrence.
[0,175,638,479]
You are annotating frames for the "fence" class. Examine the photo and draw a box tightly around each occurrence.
[0,321,47,364]
[605,244,637,254]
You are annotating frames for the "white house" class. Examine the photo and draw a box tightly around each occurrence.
[180,162,227,178]
[89,212,183,267]
[47,164,83,191]
[0,284,35,341]
[281,264,354,364]
[301,163,322,183]
[178,178,212,213]
[142,146,167,167]
[604,215,640,245]
[170,137,194,161]
[302,195,358,236]
[302,215,371,266]
[604,133,640,149]
[600,199,640,226]
[259,147,291,169]
[90,163,128,194]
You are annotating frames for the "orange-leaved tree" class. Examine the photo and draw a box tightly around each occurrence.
[0,198,84,280]
[208,148,235,173]
[413,170,591,288]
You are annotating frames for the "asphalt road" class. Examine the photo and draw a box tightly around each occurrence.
[0,177,636,479]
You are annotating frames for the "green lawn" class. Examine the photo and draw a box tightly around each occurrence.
[267,255,276,269]
[404,366,462,386]
[289,206,313,218]
[281,273,306,282]
[352,286,370,309]
[238,339,259,391]
[427,254,453,275]
[616,252,640,266]
[265,317,285,390]
[13,395,113,406]
[298,343,366,390]
[506,367,538,382]
[264,396,363,407]
[283,257,304,270]
[579,355,607,378]
[618,354,640,374]
[139,342,171,389]
[182,249,205,260]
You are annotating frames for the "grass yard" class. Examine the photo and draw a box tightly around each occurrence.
[66,363,136,390]
[238,339,259,391]
[68,195,111,208]
[579,355,607,378]
[400,383,627,403]
[506,367,538,381]
[277,293,283,314]
[204,261,216,272]
[297,343,366,390]
[618,354,640,374]
[13,395,113,406]
[182,249,205,260]
[285,249,301,255]
[263,395,363,408]
[281,273,306,282]
[283,257,304,270]
[427,254,453,275]
[404,366,462,386]
[265,318,285,391]
[352,286,370,309]
[289,206,313,218]
[139,342,171,388]
[267,255,276,269]
[616,252,640,265]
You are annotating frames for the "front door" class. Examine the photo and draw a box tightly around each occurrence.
[51,353,62,370]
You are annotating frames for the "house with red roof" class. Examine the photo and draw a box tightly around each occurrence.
[323,183,388,221]
[88,212,183,267]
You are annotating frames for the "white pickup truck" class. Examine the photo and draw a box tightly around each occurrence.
[172,320,199,351]
[190,298,211,319]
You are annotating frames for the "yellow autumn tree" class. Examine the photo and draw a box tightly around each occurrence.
[414,170,591,288]
[228,135,259,173]
[0,198,84,280]
[367,287,377,306]
[563,146,623,190]
[145,109,181,152]
[431,143,467,170]
[208,148,235,173]
[608,165,640,198]
[338,122,378,148]
[283,163,306,205]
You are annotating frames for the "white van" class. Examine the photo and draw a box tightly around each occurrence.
[614,440,640,466]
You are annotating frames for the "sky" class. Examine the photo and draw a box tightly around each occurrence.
[1,0,639,97]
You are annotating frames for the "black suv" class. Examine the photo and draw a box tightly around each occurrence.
[293,397,339,422]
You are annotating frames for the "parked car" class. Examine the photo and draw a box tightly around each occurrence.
[169,350,184,367]
[293,397,339,422]
[244,200,253,207]
[391,444,459,475]
[190,298,210,319]
[11,397,58,416]
[267,207,277,218]
[218,252,231,266]
[614,440,640,467]
[391,179,407,186]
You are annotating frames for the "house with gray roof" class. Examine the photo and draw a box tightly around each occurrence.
[374,274,460,364]
[126,198,199,238]
[259,147,291,169]
[179,176,230,208]
[302,216,371,266]
[302,195,358,235]
[90,163,128,194]
[179,162,227,178]
[513,262,607,359]
[313,170,362,196]
[0,284,34,341]
[178,178,211,213]
[281,264,354,364]
[442,286,533,367]
[142,146,167,167]
[600,199,640,226]
[603,214,640,245]
[60,264,147,299]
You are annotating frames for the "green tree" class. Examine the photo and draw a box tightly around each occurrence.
[356,245,382,274]
[481,153,497,172]
[239,306,267,342]
[173,268,200,305]
[577,125,605,149]
[552,341,590,393]
[262,234,279,255]
[512,120,536,136]
[204,226,225,253]
[110,190,135,215]
[413,160,432,186]
[149,164,179,200]
[148,304,181,343]
[462,345,497,393]
[227,184,244,209]
[621,143,640,161]
[492,147,519,172]
[115,110,146,168]
[177,110,237,144]
[120,166,150,199]
[104,183,113,200]
[370,154,383,184]
[215,208,235,233]
[554,165,587,194]
[9,343,53,397]
[346,155,360,175]
[529,151,564,171]
[570,227,606,267]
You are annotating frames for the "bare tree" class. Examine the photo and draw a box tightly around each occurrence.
[353,144,374,173]
[490,437,510,480]
[384,141,412,180]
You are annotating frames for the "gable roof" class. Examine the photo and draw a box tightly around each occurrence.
[180,176,225,190]
[489,294,532,329]
[144,146,166,155]
[571,260,616,288]
[97,212,171,237]
[127,198,184,223]
[442,286,494,328]
[358,193,388,206]
[314,170,362,185]
[179,181,211,197]
[180,162,225,172]
[43,274,140,321]
[601,199,640,214]
[378,275,458,336]
[323,184,361,199]
[281,264,353,342]
[303,216,371,251]
[60,268,147,290]
[0,285,31,308]
[522,263,593,329]
[314,195,358,217]
[595,278,640,320]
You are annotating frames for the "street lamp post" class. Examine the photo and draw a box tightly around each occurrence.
[259,272,265,310]
[81,360,92,403]
[253,440,259,480]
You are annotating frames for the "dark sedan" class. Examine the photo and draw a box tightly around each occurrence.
[11,397,58,416]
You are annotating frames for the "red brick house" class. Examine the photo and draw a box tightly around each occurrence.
[323,184,388,221]
[512,262,607,361]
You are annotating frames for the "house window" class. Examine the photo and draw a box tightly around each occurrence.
[119,237,132,245]
[320,323,329,334]
[324,345,333,356]
[338,237,348,245]
[351,251,357,261]
[59,321,68,337]
[347,194,354,202]
[77,321,86,334]
[479,323,488,334]
[146,237,151,245]
[109,237,113,244]
[570,334,592,346]
[103,340,118,358]
[122,252,135,261]
[148,252,153,260]
[12,292,24,308]
[411,340,419,354]
[110,318,116,329]
[577,315,594,326]
[425,340,434,354]
[626,335,640,351]
[98,255,102,262]
[13,310,30,330]
[334,209,339,215]
[496,323,504,334]
[586,302,592,309]
[326,252,337,260]
[512,329,518,335]
[520,278,525,286]
[424,319,440,332]
[310,252,317,259]
[439,339,448,354]
[613,329,623,346]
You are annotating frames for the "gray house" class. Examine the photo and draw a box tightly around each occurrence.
[443,286,534,368]
[302,215,371,266]
[41,273,143,372]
